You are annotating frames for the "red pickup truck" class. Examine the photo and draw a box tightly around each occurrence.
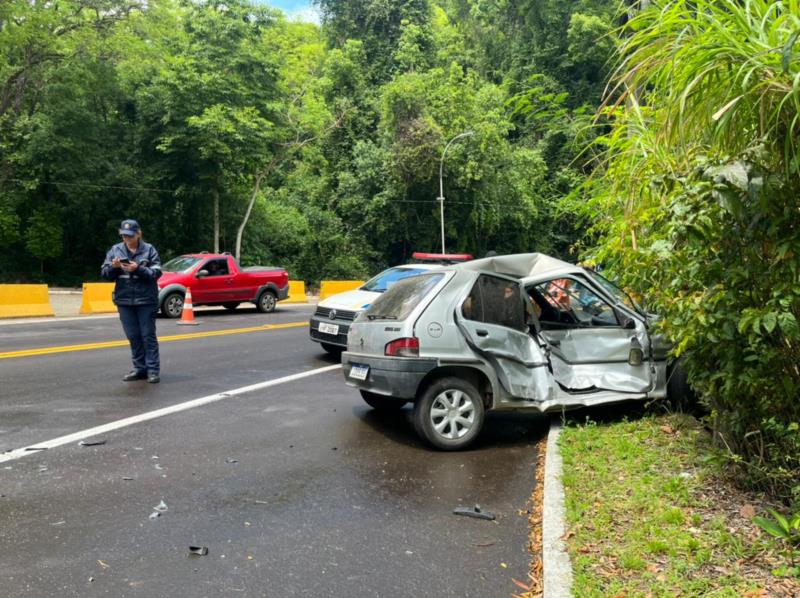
[157,253,289,318]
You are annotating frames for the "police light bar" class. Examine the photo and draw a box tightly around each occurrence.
[411,252,474,263]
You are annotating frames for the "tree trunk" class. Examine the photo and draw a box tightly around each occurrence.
[213,188,220,253]
[235,172,264,262]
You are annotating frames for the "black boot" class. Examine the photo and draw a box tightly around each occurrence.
[123,370,147,382]
[147,372,160,384]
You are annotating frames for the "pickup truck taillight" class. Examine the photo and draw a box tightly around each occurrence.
[385,337,419,357]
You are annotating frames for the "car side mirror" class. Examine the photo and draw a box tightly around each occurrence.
[196,269,209,278]
[616,309,637,329]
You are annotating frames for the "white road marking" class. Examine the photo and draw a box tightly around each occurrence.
[0,364,341,464]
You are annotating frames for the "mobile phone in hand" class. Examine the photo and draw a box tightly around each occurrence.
[119,258,132,265]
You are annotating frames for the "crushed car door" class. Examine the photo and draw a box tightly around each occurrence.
[455,274,550,401]
[527,277,652,393]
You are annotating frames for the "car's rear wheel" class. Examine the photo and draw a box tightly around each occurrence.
[413,377,485,451]
[360,390,407,411]
[161,292,184,318]
[223,302,240,311]
[321,342,343,356]
[256,290,277,313]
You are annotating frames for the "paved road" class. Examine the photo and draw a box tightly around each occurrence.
[0,307,547,597]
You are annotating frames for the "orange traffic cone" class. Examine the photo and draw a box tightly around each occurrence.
[177,287,199,326]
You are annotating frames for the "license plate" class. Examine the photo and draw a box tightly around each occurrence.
[319,322,340,336]
[349,364,370,381]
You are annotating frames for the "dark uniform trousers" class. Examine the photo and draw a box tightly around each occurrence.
[118,304,160,374]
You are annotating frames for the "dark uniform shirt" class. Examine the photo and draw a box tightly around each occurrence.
[101,241,162,306]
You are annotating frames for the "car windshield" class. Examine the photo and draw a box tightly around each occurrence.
[162,256,202,273]
[361,267,431,293]
[363,273,445,321]
[586,270,645,315]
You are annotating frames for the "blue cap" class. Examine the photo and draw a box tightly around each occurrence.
[119,219,140,236]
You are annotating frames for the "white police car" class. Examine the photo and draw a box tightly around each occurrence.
[309,253,472,355]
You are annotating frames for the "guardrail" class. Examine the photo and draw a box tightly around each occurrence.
[319,280,364,300]
[79,283,117,314]
[0,284,55,319]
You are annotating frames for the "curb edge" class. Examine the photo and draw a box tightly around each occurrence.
[542,417,573,597]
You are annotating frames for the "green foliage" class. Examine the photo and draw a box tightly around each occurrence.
[584,0,800,505]
[753,508,800,570]
[25,206,63,263]
[0,0,616,285]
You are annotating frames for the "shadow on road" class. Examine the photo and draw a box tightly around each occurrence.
[352,404,548,452]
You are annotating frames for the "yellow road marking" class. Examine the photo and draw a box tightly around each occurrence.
[0,321,309,360]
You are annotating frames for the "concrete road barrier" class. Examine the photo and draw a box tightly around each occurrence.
[79,283,117,315]
[283,280,308,304]
[319,280,364,300]
[0,284,55,318]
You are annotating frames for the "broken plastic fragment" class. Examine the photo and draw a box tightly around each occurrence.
[453,504,496,521]
[225,458,238,464]
[154,500,168,512]
[188,546,208,556]
[149,512,160,520]
[78,439,106,447]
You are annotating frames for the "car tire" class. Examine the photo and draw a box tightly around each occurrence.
[413,377,485,451]
[223,302,240,311]
[161,292,184,319]
[667,358,697,412]
[256,290,277,313]
[321,342,343,356]
[360,390,407,411]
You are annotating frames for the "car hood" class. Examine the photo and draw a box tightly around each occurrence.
[318,289,380,311]
[157,272,185,288]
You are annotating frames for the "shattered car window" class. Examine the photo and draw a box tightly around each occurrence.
[363,273,444,321]
[530,279,618,328]
[462,275,526,331]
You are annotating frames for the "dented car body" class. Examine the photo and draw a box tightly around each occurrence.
[342,253,674,450]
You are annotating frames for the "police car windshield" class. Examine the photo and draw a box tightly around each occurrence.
[163,256,202,273]
[361,267,430,293]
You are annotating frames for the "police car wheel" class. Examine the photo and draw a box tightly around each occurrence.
[256,290,277,313]
[162,292,184,319]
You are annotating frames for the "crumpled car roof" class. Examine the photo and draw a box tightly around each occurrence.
[457,253,583,280]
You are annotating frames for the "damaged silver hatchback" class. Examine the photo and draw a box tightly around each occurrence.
[342,253,686,450]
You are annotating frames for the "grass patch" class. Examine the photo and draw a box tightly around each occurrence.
[559,411,800,597]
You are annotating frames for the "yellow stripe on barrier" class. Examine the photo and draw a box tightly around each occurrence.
[283,280,308,304]
[0,321,308,360]
[79,282,117,314]
[319,280,364,300]
[0,284,55,319]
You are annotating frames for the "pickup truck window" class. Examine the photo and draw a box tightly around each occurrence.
[203,259,230,276]
[163,256,202,273]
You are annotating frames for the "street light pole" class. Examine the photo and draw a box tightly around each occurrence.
[437,131,474,254]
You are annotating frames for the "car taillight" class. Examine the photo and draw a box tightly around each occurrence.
[385,337,419,357]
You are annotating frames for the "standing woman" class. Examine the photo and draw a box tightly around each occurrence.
[102,219,163,383]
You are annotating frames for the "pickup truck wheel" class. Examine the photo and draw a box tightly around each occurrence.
[360,390,407,411]
[413,377,484,451]
[223,302,240,311]
[256,290,277,313]
[161,292,184,319]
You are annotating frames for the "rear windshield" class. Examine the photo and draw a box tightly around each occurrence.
[362,273,445,321]
[162,256,202,273]
[361,267,431,293]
